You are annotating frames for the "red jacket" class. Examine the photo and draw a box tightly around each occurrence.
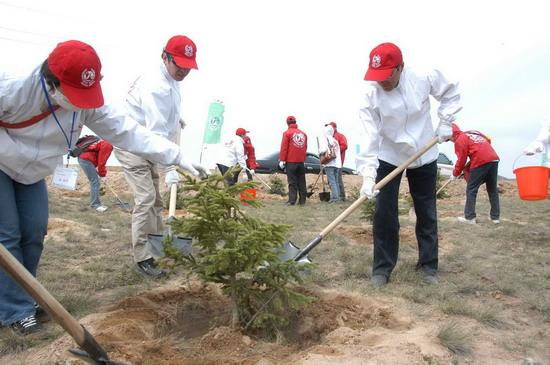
[452,125,499,177]
[241,135,258,169]
[279,124,308,163]
[334,130,348,164]
[79,140,113,177]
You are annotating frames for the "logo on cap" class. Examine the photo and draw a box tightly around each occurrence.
[80,68,96,87]
[371,55,381,68]
[184,45,194,57]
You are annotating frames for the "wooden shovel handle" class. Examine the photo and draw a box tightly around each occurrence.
[319,137,439,237]
[168,183,178,218]
[0,244,86,344]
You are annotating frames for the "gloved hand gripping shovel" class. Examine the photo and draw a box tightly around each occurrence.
[0,244,128,365]
[282,137,439,263]
[147,183,192,258]
[246,167,272,190]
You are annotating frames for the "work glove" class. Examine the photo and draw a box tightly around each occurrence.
[360,177,379,199]
[239,173,248,182]
[278,161,286,170]
[192,162,210,179]
[178,157,200,177]
[436,123,452,143]
[165,169,180,186]
[523,141,544,155]
[249,169,255,175]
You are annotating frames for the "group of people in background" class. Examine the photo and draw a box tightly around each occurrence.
[1,33,548,338]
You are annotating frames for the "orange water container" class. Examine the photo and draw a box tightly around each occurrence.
[514,166,549,201]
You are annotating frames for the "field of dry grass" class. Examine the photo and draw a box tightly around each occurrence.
[1,168,549,365]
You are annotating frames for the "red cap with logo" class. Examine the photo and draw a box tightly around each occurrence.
[286,115,296,123]
[235,127,249,136]
[325,121,337,128]
[48,40,104,108]
[164,35,198,70]
[364,42,403,81]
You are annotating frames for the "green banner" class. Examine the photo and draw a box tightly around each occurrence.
[202,101,225,144]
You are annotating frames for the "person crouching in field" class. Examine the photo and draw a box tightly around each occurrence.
[451,123,500,225]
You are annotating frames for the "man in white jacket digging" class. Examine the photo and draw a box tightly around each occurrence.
[356,42,462,288]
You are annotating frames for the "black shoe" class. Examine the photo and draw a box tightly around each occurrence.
[285,202,295,206]
[370,274,388,288]
[136,258,168,278]
[10,315,42,335]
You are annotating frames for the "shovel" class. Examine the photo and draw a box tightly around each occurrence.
[246,168,272,190]
[103,181,131,212]
[319,167,331,202]
[291,137,439,262]
[0,244,127,365]
[147,183,192,258]
[307,167,324,198]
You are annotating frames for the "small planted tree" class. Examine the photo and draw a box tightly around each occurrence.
[164,172,312,334]
[268,175,286,196]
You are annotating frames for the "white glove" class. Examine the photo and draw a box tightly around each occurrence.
[165,170,180,186]
[239,173,248,182]
[523,141,544,156]
[249,169,255,175]
[360,177,379,199]
[191,162,210,178]
[436,123,452,143]
[279,161,286,170]
[178,157,200,177]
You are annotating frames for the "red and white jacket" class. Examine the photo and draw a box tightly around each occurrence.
[242,135,258,170]
[279,124,307,163]
[79,140,114,177]
[452,124,499,177]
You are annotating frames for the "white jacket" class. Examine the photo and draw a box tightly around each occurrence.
[125,62,182,144]
[533,115,550,151]
[356,67,461,179]
[0,66,182,184]
[217,136,247,169]
[318,125,342,168]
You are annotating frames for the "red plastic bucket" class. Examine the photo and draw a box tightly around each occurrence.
[240,188,257,205]
[513,166,549,201]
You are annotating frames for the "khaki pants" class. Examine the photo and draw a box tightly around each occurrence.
[114,149,164,263]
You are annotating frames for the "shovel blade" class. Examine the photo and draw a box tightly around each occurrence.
[147,234,192,258]
[278,241,312,264]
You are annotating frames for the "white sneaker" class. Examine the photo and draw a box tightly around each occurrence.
[491,219,500,224]
[457,216,476,224]
[95,205,108,212]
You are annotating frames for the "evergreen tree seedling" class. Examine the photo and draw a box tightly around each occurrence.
[164,172,313,335]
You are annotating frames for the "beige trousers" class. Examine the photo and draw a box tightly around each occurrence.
[114,149,164,263]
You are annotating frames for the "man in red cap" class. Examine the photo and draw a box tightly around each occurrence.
[326,121,348,201]
[451,123,500,224]
[356,42,461,287]
[236,128,258,181]
[279,116,308,205]
[114,35,204,278]
[0,39,207,334]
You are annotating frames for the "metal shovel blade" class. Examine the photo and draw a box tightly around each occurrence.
[278,241,312,264]
[147,234,193,258]
[69,348,129,365]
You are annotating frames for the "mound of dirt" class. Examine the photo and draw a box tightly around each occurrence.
[13,281,452,365]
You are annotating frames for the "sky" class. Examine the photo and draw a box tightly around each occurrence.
[1,0,550,178]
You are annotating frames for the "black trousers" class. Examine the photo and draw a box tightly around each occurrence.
[464,161,500,220]
[372,160,438,277]
[286,162,307,205]
[217,164,240,186]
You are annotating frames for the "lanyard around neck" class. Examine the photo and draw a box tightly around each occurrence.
[40,76,76,164]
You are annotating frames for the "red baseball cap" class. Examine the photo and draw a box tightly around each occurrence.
[364,42,403,81]
[286,116,296,123]
[48,40,104,108]
[325,121,337,128]
[164,35,198,70]
[235,127,249,135]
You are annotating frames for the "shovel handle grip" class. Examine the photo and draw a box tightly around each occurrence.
[168,183,178,217]
[0,244,86,344]
[319,137,439,237]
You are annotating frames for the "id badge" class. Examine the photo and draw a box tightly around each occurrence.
[52,165,79,190]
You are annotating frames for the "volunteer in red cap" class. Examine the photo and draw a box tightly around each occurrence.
[0,39,207,334]
[114,35,206,278]
[236,128,258,181]
[451,123,500,225]
[325,121,348,201]
[279,116,308,205]
[356,42,462,288]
